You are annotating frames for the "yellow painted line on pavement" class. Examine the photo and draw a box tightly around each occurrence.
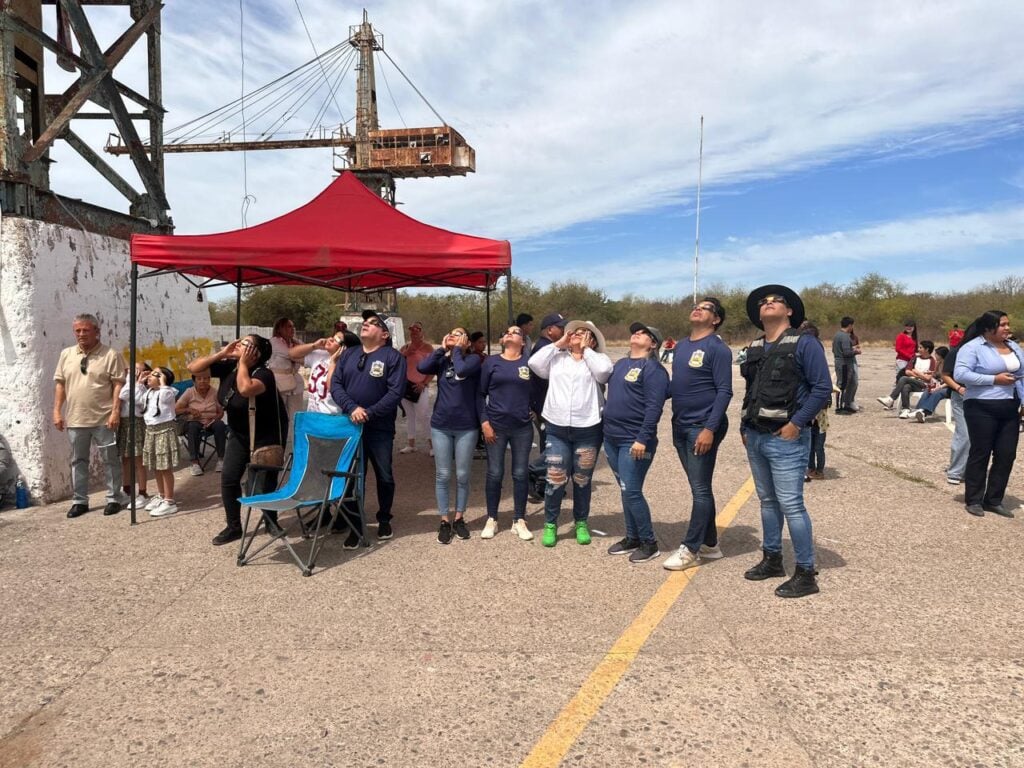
[520,476,756,768]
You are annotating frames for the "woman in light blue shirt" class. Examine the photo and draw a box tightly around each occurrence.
[953,311,1024,518]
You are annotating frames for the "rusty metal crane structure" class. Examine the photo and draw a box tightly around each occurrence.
[105,10,475,206]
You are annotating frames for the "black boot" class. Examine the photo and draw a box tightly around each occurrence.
[775,566,819,598]
[743,550,786,581]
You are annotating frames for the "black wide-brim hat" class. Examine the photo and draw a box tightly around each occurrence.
[746,284,805,330]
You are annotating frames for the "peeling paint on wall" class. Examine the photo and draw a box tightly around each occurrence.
[0,215,213,505]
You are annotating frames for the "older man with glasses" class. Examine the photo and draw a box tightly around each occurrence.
[663,298,733,571]
[52,313,129,518]
[329,310,405,542]
[739,285,831,598]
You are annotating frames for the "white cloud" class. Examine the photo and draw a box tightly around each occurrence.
[526,204,1024,297]
[33,0,1024,247]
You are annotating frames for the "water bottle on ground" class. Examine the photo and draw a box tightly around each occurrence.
[15,476,29,509]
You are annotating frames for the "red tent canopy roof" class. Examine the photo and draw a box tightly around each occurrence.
[130,171,511,291]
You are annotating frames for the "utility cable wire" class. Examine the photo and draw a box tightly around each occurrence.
[293,0,348,124]
[380,48,447,126]
[238,0,255,226]
[309,50,358,136]
[375,50,406,129]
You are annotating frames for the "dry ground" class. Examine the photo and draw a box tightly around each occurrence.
[1,347,1022,767]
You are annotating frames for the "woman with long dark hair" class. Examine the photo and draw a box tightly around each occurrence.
[954,310,1024,518]
[189,335,288,545]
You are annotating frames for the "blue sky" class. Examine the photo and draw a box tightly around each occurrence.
[39,1,1024,299]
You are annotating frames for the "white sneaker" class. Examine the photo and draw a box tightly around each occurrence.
[134,493,152,507]
[189,462,203,476]
[913,409,926,423]
[481,518,498,539]
[149,499,178,517]
[898,409,911,419]
[663,546,700,571]
[698,544,724,560]
[215,459,224,472]
[877,396,894,409]
[512,519,533,541]
[144,494,164,511]
[399,445,416,454]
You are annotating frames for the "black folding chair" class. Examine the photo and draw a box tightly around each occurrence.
[236,412,365,576]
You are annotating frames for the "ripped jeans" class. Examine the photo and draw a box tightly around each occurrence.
[543,422,603,524]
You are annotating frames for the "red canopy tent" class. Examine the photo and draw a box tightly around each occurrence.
[130,170,512,292]
[124,171,513,524]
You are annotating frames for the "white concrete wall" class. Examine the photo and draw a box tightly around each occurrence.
[0,214,213,504]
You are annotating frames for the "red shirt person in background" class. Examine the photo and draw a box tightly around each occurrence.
[893,319,918,380]
[948,324,964,347]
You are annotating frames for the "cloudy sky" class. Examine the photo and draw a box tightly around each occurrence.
[40,0,1024,299]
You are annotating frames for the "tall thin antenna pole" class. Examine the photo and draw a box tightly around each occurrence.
[693,115,704,304]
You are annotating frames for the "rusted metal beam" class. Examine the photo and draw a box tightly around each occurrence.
[22,67,108,163]
[57,0,169,220]
[108,136,357,154]
[64,128,140,203]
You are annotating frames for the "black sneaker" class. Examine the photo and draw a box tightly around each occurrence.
[212,526,242,546]
[628,541,660,563]
[743,550,786,580]
[102,502,121,516]
[453,518,470,540]
[437,520,453,545]
[377,521,393,540]
[343,529,361,550]
[607,537,640,555]
[983,503,1014,518]
[527,490,543,504]
[775,566,819,598]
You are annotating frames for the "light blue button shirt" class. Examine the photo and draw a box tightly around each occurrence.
[953,336,1024,401]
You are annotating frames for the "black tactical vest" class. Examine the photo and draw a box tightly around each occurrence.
[740,328,802,431]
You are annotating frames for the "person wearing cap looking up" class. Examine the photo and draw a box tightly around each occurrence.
[739,285,832,598]
[662,297,734,571]
[528,312,568,500]
[528,320,613,547]
[330,310,405,541]
[603,321,670,563]
[515,313,535,356]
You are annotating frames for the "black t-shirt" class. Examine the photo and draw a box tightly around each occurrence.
[210,361,287,448]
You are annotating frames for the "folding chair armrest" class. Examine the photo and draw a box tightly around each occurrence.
[321,469,358,479]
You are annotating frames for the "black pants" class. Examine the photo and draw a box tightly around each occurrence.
[963,398,1020,507]
[185,420,226,461]
[220,434,280,531]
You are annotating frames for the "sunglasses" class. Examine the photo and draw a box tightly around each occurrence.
[759,295,788,307]
[80,357,88,375]
[363,319,385,330]
[357,352,368,371]
[506,329,523,336]
[692,303,717,313]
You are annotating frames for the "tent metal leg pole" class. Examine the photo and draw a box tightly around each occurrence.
[485,274,492,355]
[235,272,242,339]
[504,269,514,326]
[129,263,138,525]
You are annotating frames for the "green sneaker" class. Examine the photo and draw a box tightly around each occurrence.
[542,523,557,548]
[575,520,591,545]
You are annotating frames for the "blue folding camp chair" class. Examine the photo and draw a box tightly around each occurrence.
[236,411,365,576]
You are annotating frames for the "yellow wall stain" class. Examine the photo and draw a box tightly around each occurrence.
[122,337,219,378]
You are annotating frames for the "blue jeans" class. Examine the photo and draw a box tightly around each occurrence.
[674,420,728,553]
[948,391,970,481]
[485,422,533,520]
[808,426,826,471]
[543,422,603,524]
[431,427,477,515]
[744,427,815,568]
[916,388,948,415]
[362,428,396,523]
[604,437,657,543]
[68,425,124,505]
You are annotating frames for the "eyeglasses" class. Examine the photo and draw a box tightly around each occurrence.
[80,357,88,374]
[357,352,368,371]
[759,295,787,307]
[693,304,717,313]
[506,329,523,336]
[363,320,385,330]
